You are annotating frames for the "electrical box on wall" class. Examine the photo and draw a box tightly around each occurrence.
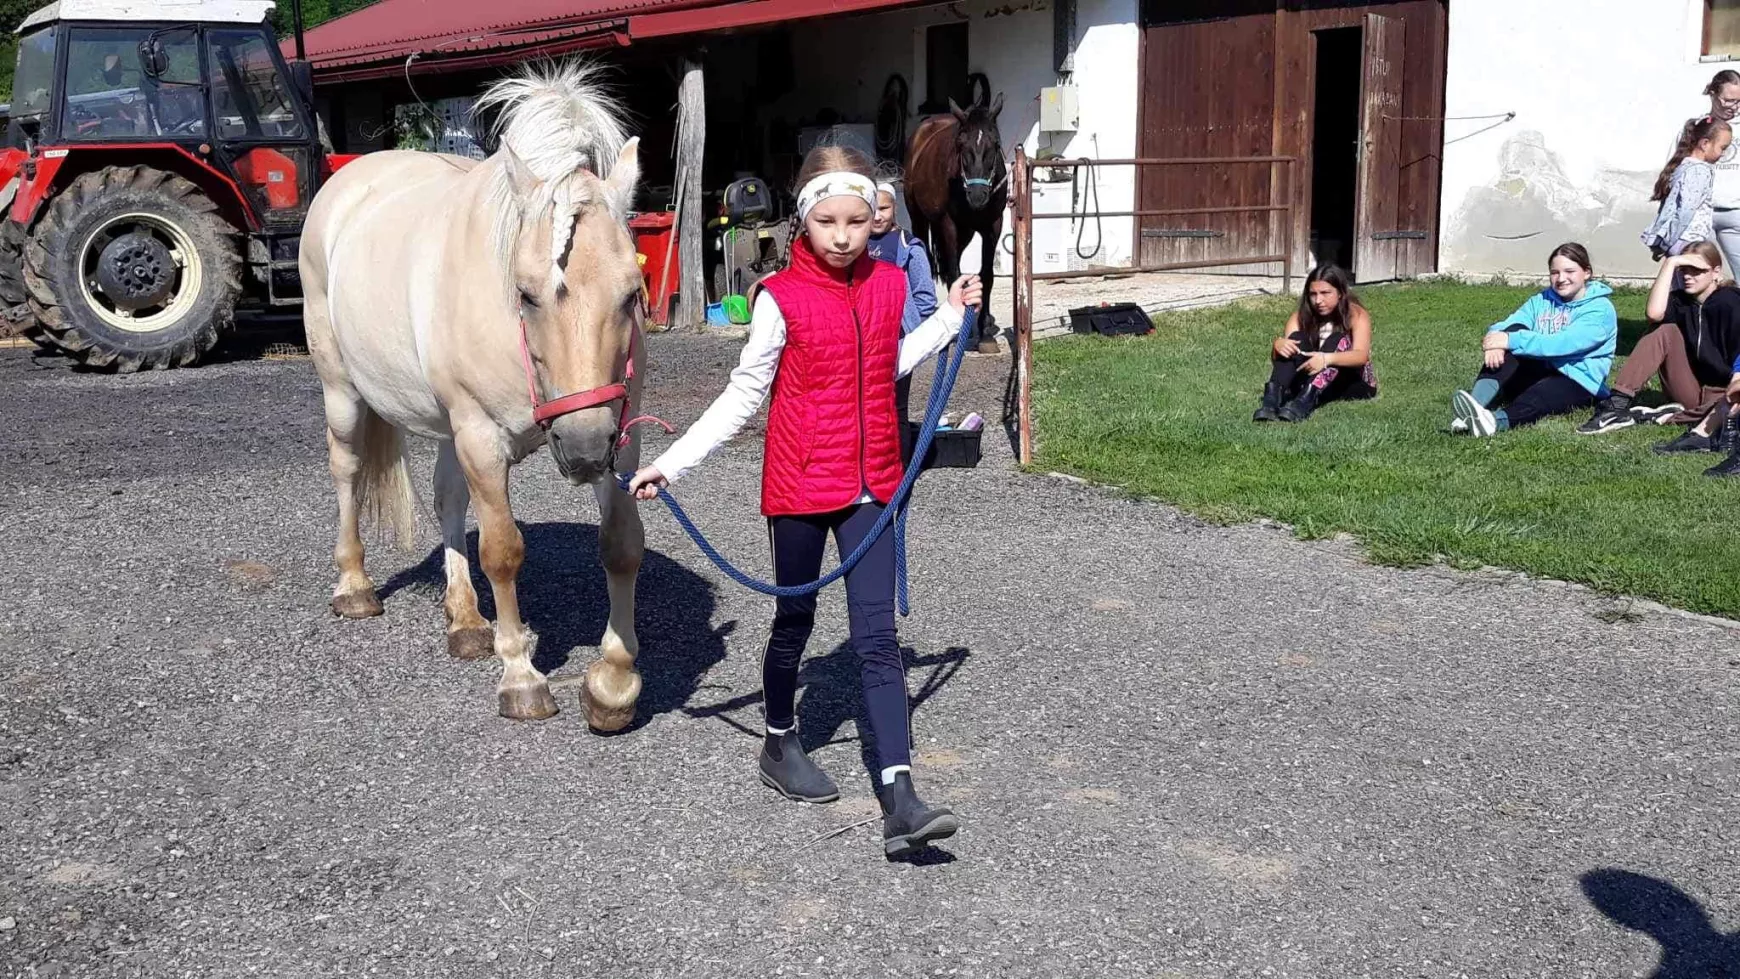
[1039,85,1079,133]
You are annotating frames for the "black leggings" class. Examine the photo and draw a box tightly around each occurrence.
[1476,352,1592,427]
[764,503,909,773]
[1267,331,1377,402]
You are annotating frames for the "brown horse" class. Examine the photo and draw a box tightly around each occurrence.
[905,92,1006,353]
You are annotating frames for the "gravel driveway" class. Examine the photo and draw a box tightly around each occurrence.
[1,334,1736,978]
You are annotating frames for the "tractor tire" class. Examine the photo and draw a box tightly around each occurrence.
[23,166,240,371]
[0,218,50,348]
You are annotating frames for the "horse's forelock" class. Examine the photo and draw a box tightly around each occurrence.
[476,60,628,303]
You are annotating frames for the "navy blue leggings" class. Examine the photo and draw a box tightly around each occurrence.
[764,502,910,772]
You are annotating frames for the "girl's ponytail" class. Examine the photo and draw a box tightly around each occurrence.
[1655,117,1724,202]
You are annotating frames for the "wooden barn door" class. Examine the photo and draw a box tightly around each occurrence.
[1137,5,1278,274]
[1352,12,1406,282]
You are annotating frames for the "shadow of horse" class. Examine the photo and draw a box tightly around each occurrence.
[1581,868,1740,977]
[378,520,733,726]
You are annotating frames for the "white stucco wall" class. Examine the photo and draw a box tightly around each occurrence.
[1440,0,1718,279]
[774,0,1139,275]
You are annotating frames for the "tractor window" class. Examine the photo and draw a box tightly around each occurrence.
[62,27,203,140]
[206,30,305,141]
[12,27,58,119]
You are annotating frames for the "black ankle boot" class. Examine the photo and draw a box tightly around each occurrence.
[759,731,839,803]
[1252,381,1286,422]
[1276,385,1321,422]
[877,772,959,857]
[1720,409,1740,455]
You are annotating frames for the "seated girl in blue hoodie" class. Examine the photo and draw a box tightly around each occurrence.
[1451,243,1618,437]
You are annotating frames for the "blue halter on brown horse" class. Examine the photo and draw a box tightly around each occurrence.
[904,91,1007,353]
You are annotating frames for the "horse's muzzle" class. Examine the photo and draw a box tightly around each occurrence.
[547,408,618,484]
[964,187,993,211]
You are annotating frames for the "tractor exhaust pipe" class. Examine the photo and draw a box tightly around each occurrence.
[291,0,306,60]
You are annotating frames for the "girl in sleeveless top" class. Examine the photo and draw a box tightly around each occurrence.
[1253,264,1376,423]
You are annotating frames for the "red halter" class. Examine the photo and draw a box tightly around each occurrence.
[516,314,672,449]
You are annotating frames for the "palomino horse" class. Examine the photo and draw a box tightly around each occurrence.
[904,92,1007,354]
[300,64,650,727]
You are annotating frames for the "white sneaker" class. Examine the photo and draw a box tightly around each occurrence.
[1452,390,1498,437]
[1450,417,1469,435]
[1630,402,1684,425]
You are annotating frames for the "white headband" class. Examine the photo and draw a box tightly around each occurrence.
[876,181,897,197]
[796,171,878,221]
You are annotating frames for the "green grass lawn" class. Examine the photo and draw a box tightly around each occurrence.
[1033,280,1740,619]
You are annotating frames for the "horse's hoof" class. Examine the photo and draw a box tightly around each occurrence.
[446,627,494,661]
[498,682,558,721]
[582,692,635,732]
[581,663,641,732]
[976,339,1002,355]
[331,590,383,619]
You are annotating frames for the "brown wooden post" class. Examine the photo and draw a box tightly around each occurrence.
[1013,145,1034,467]
[676,55,706,330]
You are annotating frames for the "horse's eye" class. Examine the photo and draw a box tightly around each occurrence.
[520,290,540,310]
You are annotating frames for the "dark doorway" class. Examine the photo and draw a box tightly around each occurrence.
[1309,26,1362,273]
[922,23,969,114]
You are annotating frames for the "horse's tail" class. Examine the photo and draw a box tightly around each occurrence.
[355,408,417,550]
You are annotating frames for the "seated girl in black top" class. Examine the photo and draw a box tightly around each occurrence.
[1253,264,1377,422]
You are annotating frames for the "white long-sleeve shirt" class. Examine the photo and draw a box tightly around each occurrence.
[651,290,964,485]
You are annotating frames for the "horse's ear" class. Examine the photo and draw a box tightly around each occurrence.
[605,137,641,222]
[949,98,968,122]
[500,143,540,200]
[989,92,1004,119]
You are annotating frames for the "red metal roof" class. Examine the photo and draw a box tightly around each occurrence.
[293,0,934,81]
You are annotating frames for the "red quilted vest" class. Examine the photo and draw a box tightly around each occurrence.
[758,237,907,516]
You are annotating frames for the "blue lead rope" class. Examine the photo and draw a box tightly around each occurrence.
[617,307,978,616]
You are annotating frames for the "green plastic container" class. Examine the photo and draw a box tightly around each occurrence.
[722,294,751,325]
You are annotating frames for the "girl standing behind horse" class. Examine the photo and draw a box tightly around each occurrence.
[627,145,981,858]
[867,177,941,463]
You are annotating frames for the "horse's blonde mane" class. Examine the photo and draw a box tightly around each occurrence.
[475,60,630,298]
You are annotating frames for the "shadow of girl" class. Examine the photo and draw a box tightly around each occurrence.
[1581,868,1740,977]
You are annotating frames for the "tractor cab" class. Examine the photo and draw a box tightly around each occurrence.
[9,1,320,227]
[0,0,341,372]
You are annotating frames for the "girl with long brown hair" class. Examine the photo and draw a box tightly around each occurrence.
[1252,263,1376,422]
[1643,116,1731,260]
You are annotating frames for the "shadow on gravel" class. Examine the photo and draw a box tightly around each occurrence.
[1581,868,1740,978]
[797,644,973,780]
[379,521,728,725]
[677,643,974,766]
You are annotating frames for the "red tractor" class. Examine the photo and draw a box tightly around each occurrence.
[0,0,354,370]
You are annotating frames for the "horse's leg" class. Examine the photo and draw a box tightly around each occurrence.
[584,474,645,731]
[454,425,556,720]
[324,389,383,619]
[978,210,1004,351]
[435,441,493,660]
[935,214,962,283]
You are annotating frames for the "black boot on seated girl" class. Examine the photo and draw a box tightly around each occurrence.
[1253,265,1377,423]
